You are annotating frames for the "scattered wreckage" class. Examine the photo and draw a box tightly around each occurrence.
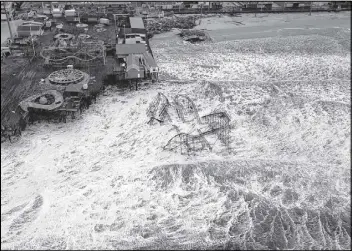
[147,93,231,154]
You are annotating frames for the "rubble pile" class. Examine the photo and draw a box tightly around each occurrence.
[146,16,199,35]
[179,29,211,43]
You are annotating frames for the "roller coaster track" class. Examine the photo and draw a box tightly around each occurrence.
[147,92,170,124]
[174,94,200,123]
[163,132,211,154]
[40,40,105,65]
[200,112,231,146]
[40,49,102,62]
[164,111,231,154]
[200,111,230,128]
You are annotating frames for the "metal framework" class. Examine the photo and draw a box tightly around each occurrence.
[48,69,85,85]
[163,132,211,154]
[173,94,200,123]
[163,112,231,154]
[200,112,231,146]
[146,92,170,124]
[40,38,106,68]
[147,94,231,153]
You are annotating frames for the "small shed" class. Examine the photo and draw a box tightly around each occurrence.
[244,3,258,10]
[52,8,63,18]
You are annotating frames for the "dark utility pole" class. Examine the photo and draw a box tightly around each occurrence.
[3,2,14,41]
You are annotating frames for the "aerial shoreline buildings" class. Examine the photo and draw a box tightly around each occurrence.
[0,1,351,139]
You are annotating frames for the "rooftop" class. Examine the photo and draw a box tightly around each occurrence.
[129,17,145,29]
[116,43,146,55]
[143,51,157,68]
[126,54,142,71]
[65,82,87,93]
[17,25,42,31]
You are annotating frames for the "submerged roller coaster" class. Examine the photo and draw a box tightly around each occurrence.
[164,112,231,154]
[174,94,200,123]
[146,92,171,124]
[147,93,231,154]
[163,131,211,154]
[200,112,231,147]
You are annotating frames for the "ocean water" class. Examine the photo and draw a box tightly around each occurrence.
[1,20,350,250]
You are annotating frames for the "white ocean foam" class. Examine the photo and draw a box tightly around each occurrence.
[1,17,351,249]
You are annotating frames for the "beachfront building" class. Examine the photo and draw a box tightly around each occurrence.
[17,22,44,37]
[209,2,222,9]
[107,16,158,84]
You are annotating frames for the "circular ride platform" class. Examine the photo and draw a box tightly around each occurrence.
[54,33,74,40]
[78,34,91,40]
[19,90,64,112]
[48,69,85,85]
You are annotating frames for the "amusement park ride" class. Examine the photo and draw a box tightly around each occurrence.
[1,7,159,143]
[16,67,97,126]
[147,93,231,154]
[0,66,99,142]
[40,33,106,68]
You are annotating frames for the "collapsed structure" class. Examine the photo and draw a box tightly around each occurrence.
[164,132,212,154]
[200,112,231,147]
[147,93,231,154]
[146,92,170,124]
[174,94,200,123]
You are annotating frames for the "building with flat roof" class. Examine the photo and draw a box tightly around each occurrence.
[17,23,44,37]
[113,43,158,81]
[129,17,145,29]
[116,43,146,57]
[130,17,145,29]
[143,51,157,70]
[105,14,158,83]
